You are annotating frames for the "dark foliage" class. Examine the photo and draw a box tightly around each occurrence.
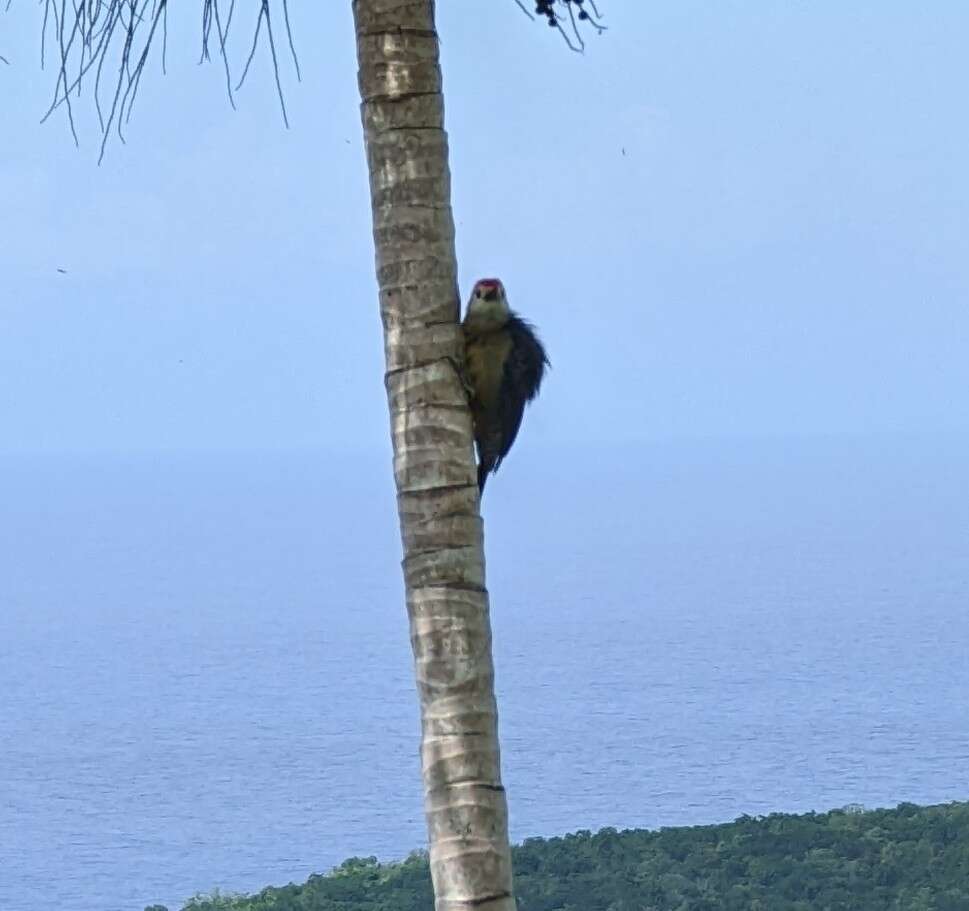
[154,801,969,911]
[517,0,606,52]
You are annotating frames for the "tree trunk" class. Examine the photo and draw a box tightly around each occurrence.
[351,2,516,909]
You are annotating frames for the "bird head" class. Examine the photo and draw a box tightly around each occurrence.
[464,278,509,329]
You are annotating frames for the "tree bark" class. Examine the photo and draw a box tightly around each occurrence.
[351,2,516,909]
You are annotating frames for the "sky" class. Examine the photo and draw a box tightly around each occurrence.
[1,1,968,455]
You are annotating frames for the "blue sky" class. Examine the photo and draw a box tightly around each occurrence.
[1,2,967,454]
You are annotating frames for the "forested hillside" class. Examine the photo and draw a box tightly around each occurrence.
[149,801,969,911]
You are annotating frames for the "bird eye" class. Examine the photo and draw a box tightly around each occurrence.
[475,289,482,298]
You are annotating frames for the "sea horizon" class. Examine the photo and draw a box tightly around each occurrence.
[3,432,967,910]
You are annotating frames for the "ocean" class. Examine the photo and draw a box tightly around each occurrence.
[2,435,966,911]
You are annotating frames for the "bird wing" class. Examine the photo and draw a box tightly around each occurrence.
[494,314,549,468]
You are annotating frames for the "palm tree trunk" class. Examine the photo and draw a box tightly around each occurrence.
[352,2,516,909]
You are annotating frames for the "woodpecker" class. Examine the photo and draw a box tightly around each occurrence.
[462,278,549,493]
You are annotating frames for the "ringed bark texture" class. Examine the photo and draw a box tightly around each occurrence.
[352,2,516,909]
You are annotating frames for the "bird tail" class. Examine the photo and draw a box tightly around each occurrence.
[477,461,489,494]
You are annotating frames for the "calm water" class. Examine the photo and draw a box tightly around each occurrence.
[2,437,967,911]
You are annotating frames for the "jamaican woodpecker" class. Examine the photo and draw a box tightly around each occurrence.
[462,278,549,493]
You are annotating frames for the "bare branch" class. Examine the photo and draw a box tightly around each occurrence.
[160,0,168,75]
[261,0,290,127]
[41,0,50,70]
[28,0,300,159]
[517,0,607,51]
[208,0,237,110]
[233,0,289,127]
[562,0,584,51]
[280,0,299,82]
[513,0,535,22]
[234,0,265,92]
[55,0,82,145]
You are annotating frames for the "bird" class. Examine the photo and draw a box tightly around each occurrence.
[462,278,549,494]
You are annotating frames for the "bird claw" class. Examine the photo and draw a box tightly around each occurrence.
[446,355,475,402]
